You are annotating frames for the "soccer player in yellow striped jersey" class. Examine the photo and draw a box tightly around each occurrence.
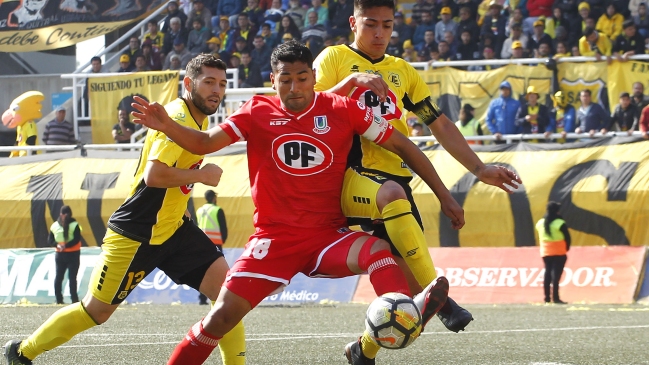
[4,55,246,365]
[314,1,523,363]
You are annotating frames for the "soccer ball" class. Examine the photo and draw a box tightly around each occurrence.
[365,292,422,350]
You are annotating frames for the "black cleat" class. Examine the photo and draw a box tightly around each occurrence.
[3,340,32,365]
[344,338,375,365]
[437,297,474,332]
[413,276,449,330]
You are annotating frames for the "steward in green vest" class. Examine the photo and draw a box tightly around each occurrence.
[535,201,571,304]
[48,205,82,304]
[455,103,482,145]
[196,190,228,305]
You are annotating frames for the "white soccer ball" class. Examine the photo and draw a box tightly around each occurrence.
[365,292,422,349]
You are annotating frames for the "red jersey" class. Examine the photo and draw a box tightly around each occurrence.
[220,92,393,233]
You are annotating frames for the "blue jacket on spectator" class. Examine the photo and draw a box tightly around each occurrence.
[413,21,436,46]
[576,102,610,132]
[218,0,244,17]
[486,81,521,135]
[549,104,576,133]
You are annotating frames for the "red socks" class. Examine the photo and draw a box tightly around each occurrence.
[167,320,221,365]
[358,239,411,297]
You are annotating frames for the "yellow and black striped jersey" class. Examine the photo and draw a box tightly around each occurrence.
[108,98,207,245]
[313,45,431,177]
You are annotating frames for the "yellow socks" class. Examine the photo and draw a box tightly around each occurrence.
[382,199,437,288]
[360,331,380,359]
[218,320,246,365]
[19,302,97,360]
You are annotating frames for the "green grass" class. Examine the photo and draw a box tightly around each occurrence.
[1,303,649,364]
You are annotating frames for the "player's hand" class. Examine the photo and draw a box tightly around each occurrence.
[200,163,223,187]
[440,195,464,230]
[349,72,390,102]
[476,165,522,194]
[131,95,172,132]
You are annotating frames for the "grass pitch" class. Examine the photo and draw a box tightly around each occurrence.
[1,303,648,365]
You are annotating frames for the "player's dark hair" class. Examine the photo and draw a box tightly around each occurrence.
[270,40,313,72]
[185,54,228,80]
[205,190,216,203]
[354,0,394,13]
[59,205,73,240]
[543,201,562,236]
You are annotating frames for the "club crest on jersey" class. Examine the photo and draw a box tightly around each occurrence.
[313,116,330,134]
[387,72,401,87]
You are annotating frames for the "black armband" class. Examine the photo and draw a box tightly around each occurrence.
[411,96,442,126]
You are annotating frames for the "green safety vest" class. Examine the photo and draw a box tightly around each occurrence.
[455,119,479,144]
[196,204,223,245]
[535,218,567,256]
[50,220,81,252]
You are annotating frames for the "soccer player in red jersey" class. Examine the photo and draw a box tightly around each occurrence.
[132,41,463,364]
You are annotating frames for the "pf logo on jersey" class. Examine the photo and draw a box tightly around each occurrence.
[271,133,333,176]
[349,87,402,121]
[180,159,203,194]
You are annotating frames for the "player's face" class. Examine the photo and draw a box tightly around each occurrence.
[187,66,228,116]
[351,6,394,59]
[270,61,316,113]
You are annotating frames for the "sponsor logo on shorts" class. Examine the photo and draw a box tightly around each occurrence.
[118,291,128,300]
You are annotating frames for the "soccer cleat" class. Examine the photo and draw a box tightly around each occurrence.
[437,297,474,333]
[3,340,32,365]
[344,338,375,365]
[413,276,449,330]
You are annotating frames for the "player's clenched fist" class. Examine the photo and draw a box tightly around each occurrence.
[200,163,223,187]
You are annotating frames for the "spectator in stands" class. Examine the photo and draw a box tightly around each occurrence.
[264,0,285,32]
[206,36,222,60]
[444,31,459,55]
[251,35,272,80]
[436,0,459,20]
[502,22,528,58]
[279,32,294,44]
[580,26,612,60]
[469,45,499,70]
[457,6,480,43]
[134,55,150,72]
[304,0,328,28]
[187,0,213,32]
[302,10,327,56]
[553,40,572,57]
[229,52,242,68]
[640,103,649,138]
[162,18,188,59]
[162,1,188,33]
[457,0,479,22]
[168,54,183,70]
[427,45,440,62]
[537,42,554,57]
[435,7,458,43]
[633,2,649,37]
[243,0,266,28]
[216,16,233,51]
[554,0,579,24]
[227,13,257,52]
[118,54,134,72]
[393,11,414,45]
[569,2,592,45]
[414,10,436,45]
[511,40,526,58]
[596,3,624,40]
[526,0,554,30]
[456,103,483,144]
[123,36,142,69]
[163,37,193,70]
[142,40,162,71]
[412,0,435,25]
[456,29,480,61]
[550,90,576,139]
[545,7,570,38]
[387,31,404,57]
[43,106,75,146]
[232,36,252,55]
[417,30,438,57]
[528,19,554,56]
[402,39,418,62]
[516,86,552,139]
[610,92,638,134]
[632,81,649,117]
[144,20,165,53]
[613,19,645,60]
[481,1,507,55]
[81,56,102,118]
[275,15,302,46]
[112,109,136,144]
[238,51,264,87]
[630,0,644,17]
[328,0,353,38]
[507,8,525,37]
[286,0,307,30]
[552,26,569,51]
[188,18,211,56]
[258,22,274,44]
[486,81,521,143]
[437,40,453,60]
[585,0,605,19]
[217,0,245,26]
[575,89,610,135]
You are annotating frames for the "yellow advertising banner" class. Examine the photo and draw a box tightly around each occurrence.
[557,62,609,110]
[88,71,179,144]
[0,0,166,52]
[606,61,649,107]
[418,64,553,124]
[1,141,648,249]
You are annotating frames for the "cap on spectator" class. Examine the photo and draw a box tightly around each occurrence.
[533,19,544,27]
[526,86,539,99]
[578,2,590,10]
[512,40,523,49]
[395,11,403,17]
[623,19,635,29]
[440,7,452,14]
[391,31,399,38]
[55,106,66,112]
[489,0,502,8]
[207,36,221,44]
[620,91,630,98]
[403,39,414,49]
[174,36,185,45]
[462,103,474,112]
[220,15,229,21]
[282,33,293,39]
[119,54,130,63]
[236,36,246,42]
[231,52,241,59]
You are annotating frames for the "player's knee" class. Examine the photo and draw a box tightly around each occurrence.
[369,238,392,255]
[203,307,240,337]
[82,295,117,324]
[376,181,407,212]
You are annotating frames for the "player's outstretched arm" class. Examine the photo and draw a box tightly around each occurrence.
[378,130,465,229]
[131,96,233,156]
[144,160,222,188]
[428,114,522,193]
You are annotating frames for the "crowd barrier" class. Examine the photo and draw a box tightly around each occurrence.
[2,246,646,305]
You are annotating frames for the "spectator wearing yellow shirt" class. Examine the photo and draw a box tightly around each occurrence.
[596,3,624,40]
[579,26,612,60]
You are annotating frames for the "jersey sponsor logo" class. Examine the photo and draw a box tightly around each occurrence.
[313,115,330,134]
[350,65,359,73]
[180,158,203,194]
[337,227,351,233]
[363,106,372,122]
[271,133,333,176]
[387,72,401,87]
[270,118,291,126]
[349,87,403,122]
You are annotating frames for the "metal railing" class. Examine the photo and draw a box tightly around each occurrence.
[411,54,649,70]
